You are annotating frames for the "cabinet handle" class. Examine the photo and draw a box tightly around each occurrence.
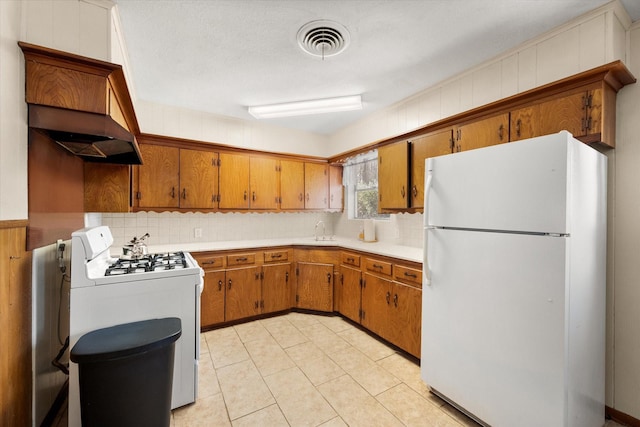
[182,188,187,199]
[285,271,289,282]
[330,194,334,202]
[327,273,332,284]
[516,119,522,138]
[236,257,248,262]
[271,254,282,258]
[171,187,175,198]
[299,193,303,202]
[393,293,398,307]
[386,291,391,305]
[373,264,383,269]
[401,186,405,198]
[243,191,248,201]
[252,191,256,201]
[255,301,259,309]
[218,280,222,291]
[347,257,354,262]
[498,124,504,141]
[306,193,310,202]
[404,271,417,278]
[228,279,232,290]
[412,185,418,198]
[203,260,215,265]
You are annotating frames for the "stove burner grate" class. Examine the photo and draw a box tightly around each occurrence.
[105,251,187,276]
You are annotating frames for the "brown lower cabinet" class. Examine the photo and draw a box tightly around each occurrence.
[194,247,421,359]
[225,266,261,322]
[193,250,292,327]
[295,262,334,312]
[338,264,362,323]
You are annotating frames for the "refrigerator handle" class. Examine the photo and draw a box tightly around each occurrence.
[423,228,431,286]
[423,159,433,286]
[424,159,434,227]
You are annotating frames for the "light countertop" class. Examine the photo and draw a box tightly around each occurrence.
[144,237,423,264]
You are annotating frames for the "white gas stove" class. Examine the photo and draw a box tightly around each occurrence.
[68,226,204,427]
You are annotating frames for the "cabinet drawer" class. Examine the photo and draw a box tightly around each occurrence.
[341,252,360,267]
[365,258,392,276]
[394,265,422,288]
[195,255,224,270]
[264,250,289,263]
[226,253,256,266]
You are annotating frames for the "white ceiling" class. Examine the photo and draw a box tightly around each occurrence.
[113,0,640,136]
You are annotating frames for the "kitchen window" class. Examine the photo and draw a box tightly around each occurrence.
[343,150,389,220]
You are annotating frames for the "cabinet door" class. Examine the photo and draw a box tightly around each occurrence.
[225,266,261,321]
[361,273,392,338]
[137,144,180,208]
[250,157,278,209]
[219,152,250,209]
[280,159,305,210]
[586,88,603,138]
[378,141,409,210]
[179,149,218,209]
[411,130,453,209]
[329,165,343,211]
[262,263,291,313]
[340,265,362,324]
[388,282,421,358]
[304,163,329,209]
[510,92,585,142]
[296,262,333,312]
[455,113,509,152]
[200,269,226,327]
[84,163,130,212]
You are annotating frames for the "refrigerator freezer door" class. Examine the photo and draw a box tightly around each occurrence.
[426,131,574,234]
[422,228,568,426]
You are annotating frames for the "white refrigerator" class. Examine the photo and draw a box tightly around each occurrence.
[421,131,606,427]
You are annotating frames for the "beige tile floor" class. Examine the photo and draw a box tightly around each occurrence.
[174,312,476,427]
[54,311,628,427]
[171,312,628,427]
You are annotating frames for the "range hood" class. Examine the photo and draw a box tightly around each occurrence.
[29,104,143,165]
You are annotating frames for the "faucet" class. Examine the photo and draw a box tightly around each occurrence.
[314,220,325,241]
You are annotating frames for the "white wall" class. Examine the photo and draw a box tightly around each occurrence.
[0,1,28,220]
[610,19,640,420]
[135,100,330,157]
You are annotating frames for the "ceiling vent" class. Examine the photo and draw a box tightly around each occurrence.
[297,20,350,59]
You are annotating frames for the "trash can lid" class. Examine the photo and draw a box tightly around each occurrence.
[70,317,182,363]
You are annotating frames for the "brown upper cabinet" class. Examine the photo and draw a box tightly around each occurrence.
[180,149,219,209]
[219,152,250,209]
[453,113,510,152]
[329,165,343,211]
[136,144,180,208]
[135,144,218,209]
[249,156,279,210]
[410,130,454,209]
[510,88,603,143]
[85,163,130,212]
[279,159,305,210]
[304,163,329,210]
[378,141,410,210]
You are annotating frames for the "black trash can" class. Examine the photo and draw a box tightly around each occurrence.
[70,317,182,427]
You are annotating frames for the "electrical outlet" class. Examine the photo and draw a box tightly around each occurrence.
[194,228,202,238]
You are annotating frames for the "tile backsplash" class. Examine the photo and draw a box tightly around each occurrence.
[92,211,424,249]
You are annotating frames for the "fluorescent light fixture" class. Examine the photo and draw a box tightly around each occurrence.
[248,95,362,119]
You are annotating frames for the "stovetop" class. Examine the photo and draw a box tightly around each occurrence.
[105,252,188,276]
